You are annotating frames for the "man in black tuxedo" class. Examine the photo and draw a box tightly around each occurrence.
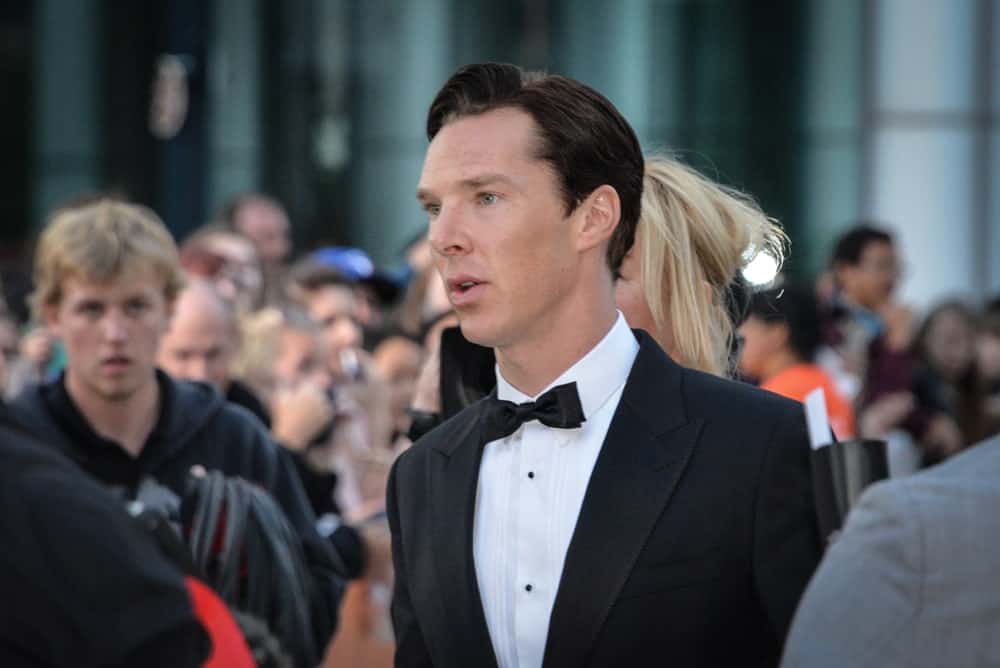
[388,62,821,668]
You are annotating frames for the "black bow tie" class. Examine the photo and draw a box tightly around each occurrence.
[480,382,586,444]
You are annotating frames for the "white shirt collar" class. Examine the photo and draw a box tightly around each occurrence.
[495,311,638,420]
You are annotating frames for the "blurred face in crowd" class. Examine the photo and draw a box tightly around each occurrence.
[274,326,332,391]
[157,284,236,391]
[837,240,900,310]
[204,233,262,311]
[0,317,17,387]
[45,269,171,402]
[302,284,363,380]
[234,199,291,268]
[373,336,423,431]
[737,315,786,381]
[924,308,975,381]
[419,108,591,350]
[977,330,1000,381]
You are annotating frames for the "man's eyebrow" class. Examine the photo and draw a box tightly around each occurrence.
[416,173,517,202]
[459,173,516,190]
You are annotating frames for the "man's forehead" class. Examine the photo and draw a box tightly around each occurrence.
[61,269,166,299]
[418,109,542,194]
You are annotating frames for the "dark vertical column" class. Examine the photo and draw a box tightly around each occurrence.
[0,2,32,243]
[157,0,208,239]
[261,0,317,253]
[33,0,101,224]
[206,0,263,218]
[103,1,161,207]
[972,0,994,299]
[349,0,450,265]
[744,0,808,277]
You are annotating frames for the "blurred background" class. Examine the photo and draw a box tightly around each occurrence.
[0,0,996,306]
[1,4,997,663]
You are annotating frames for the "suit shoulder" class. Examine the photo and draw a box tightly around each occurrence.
[863,435,1000,527]
[396,402,483,469]
[914,433,1000,483]
[679,367,802,421]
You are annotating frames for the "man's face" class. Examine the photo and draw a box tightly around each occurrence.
[46,271,171,402]
[157,290,235,390]
[838,241,900,310]
[303,284,363,378]
[0,318,15,388]
[274,327,332,390]
[417,107,582,349]
[236,201,291,267]
[925,309,975,381]
[205,234,262,308]
[737,315,784,381]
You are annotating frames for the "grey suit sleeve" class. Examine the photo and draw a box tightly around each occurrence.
[781,479,921,668]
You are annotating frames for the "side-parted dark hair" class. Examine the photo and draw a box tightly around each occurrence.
[426,62,643,273]
[830,224,894,268]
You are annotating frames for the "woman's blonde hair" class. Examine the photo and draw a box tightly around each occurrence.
[638,155,787,377]
[31,198,185,319]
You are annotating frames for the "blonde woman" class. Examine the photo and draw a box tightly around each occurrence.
[615,154,787,377]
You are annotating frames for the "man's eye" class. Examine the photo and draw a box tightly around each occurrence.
[125,300,149,315]
[424,204,441,218]
[479,193,498,206]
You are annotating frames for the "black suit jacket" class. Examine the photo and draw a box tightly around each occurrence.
[387,331,820,667]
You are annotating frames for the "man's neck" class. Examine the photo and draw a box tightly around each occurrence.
[65,372,161,457]
[495,304,618,398]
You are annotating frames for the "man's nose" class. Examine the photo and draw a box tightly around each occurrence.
[188,355,211,382]
[101,312,128,342]
[428,205,471,257]
[329,317,362,352]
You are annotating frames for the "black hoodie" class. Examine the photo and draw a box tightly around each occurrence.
[0,403,211,667]
[10,371,346,665]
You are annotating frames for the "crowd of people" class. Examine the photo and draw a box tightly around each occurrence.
[0,60,997,667]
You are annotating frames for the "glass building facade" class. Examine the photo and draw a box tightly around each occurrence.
[2,0,997,307]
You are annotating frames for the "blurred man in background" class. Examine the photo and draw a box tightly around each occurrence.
[287,260,366,385]
[825,225,962,465]
[9,198,344,665]
[220,193,292,308]
[157,280,270,426]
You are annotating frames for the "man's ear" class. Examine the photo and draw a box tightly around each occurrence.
[41,302,61,339]
[575,185,621,254]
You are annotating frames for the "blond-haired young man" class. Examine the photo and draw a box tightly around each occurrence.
[10,199,344,665]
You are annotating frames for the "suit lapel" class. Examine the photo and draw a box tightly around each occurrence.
[429,399,500,667]
[543,332,703,668]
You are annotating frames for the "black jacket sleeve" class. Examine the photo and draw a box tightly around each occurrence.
[387,452,434,667]
[0,423,210,668]
[752,403,823,645]
[266,439,349,658]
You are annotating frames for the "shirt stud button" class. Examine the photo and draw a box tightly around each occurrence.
[527,471,535,479]
[525,584,533,592]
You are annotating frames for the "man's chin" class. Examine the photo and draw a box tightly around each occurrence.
[456,319,498,349]
[99,389,138,403]
[93,380,142,403]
